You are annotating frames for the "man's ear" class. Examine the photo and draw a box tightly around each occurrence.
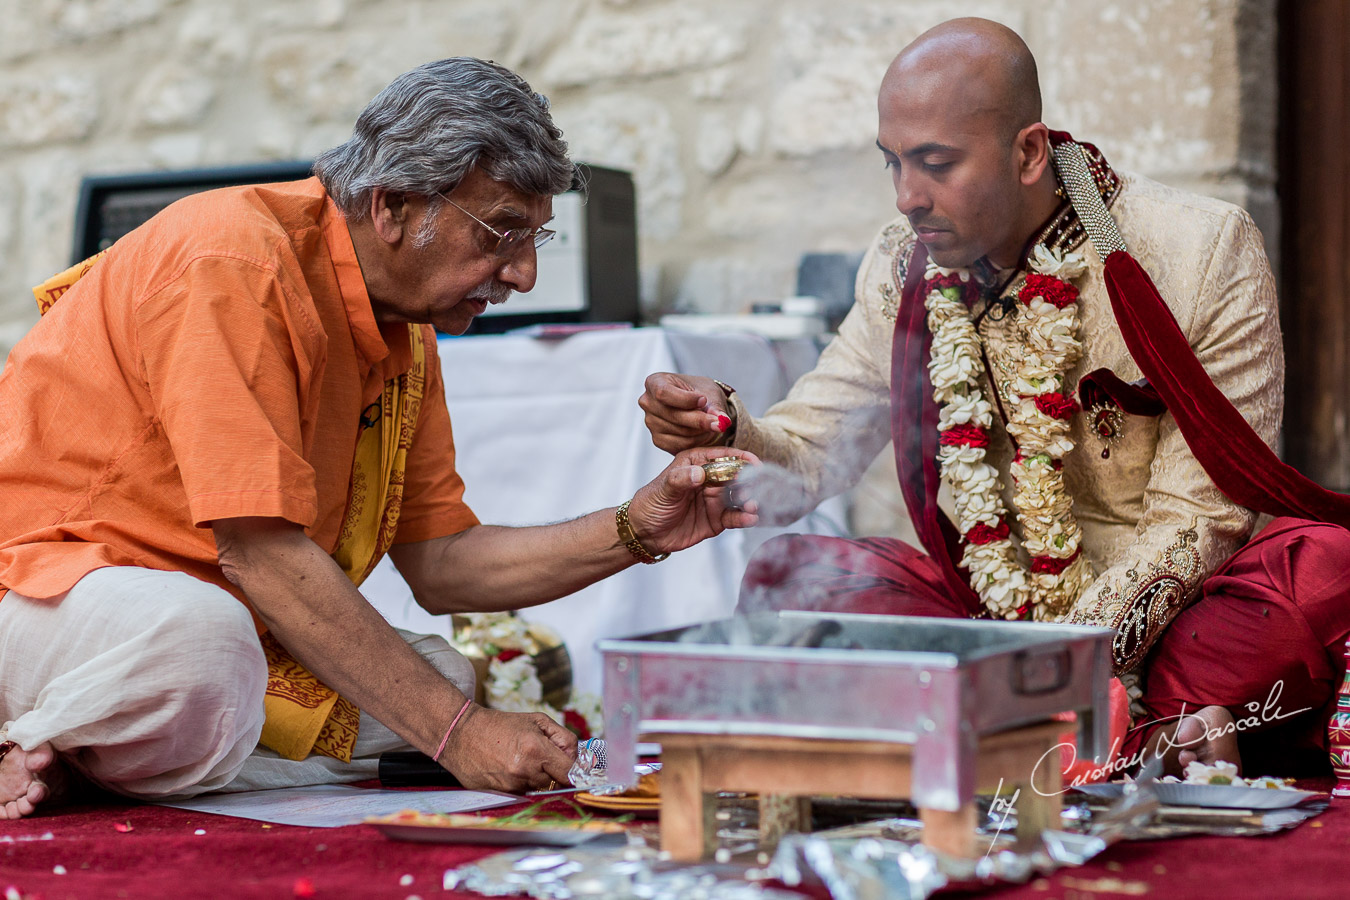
[369,188,408,245]
[1016,122,1052,186]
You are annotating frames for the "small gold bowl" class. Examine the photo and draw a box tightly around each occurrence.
[702,456,746,485]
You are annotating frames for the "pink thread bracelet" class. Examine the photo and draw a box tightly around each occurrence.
[434,697,473,762]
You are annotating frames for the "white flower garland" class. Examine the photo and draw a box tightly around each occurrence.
[925,245,1096,620]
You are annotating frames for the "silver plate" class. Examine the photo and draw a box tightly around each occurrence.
[372,822,615,846]
[1073,782,1323,809]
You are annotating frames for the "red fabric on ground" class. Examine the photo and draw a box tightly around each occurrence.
[0,790,505,899]
[1,782,1348,898]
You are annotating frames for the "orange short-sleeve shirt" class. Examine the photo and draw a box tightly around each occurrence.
[0,178,478,602]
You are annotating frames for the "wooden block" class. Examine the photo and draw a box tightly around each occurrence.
[659,743,717,862]
[920,802,979,858]
[650,721,1069,861]
[1014,748,1062,841]
[653,733,916,800]
[758,794,811,850]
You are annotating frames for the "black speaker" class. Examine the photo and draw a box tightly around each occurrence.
[71,161,315,264]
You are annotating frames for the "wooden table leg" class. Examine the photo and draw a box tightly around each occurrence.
[758,794,811,850]
[660,743,717,862]
[1015,761,1062,843]
[919,802,979,858]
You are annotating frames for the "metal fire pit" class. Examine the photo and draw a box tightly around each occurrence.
[599,612,1114,813]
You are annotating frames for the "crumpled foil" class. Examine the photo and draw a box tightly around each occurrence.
[442,835,803,899]
[443,760,1328,900]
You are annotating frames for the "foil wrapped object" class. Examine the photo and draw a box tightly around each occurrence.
[443,837,803,899]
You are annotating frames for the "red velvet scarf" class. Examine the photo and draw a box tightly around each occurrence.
[1103,252,1350,526]
[890,239,982,613]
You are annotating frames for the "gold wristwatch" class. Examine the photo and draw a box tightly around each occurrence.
[616,500,669,564]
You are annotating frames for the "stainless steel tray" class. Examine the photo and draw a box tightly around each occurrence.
[598,611,1114,811]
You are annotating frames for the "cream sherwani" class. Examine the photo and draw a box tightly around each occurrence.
[729,171,1283,673]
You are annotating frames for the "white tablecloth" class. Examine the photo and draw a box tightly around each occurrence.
[359,326,842,693]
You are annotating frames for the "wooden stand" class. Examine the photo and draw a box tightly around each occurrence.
[650,721,1064,861]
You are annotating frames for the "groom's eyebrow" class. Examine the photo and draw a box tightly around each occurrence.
[875,140,959,158]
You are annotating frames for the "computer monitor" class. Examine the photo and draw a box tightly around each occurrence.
[71,161,641,333]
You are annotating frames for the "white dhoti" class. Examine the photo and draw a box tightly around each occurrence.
[0,566,473,800]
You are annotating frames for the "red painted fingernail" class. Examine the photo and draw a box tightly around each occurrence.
[717,415,730,432]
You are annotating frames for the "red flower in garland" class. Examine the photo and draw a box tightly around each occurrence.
[1034,392,1078,420]
[562,708,592,740]
[1019,273,1079,309]
[939,424,990,448]
[925,271,969,291]
[495,648,525,663]
[1030,549,1081,576]
[966,520,1011,545]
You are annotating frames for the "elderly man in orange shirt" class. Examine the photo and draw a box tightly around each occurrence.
[0,57,757,818]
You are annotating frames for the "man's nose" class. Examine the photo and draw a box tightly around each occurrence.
[496,245,538,293]
[894,170,930,218]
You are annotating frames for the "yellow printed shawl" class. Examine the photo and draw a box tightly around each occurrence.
[34,254,428,763]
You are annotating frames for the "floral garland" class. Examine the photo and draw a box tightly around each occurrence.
[451,612,605,740]
[925,245,1096,620]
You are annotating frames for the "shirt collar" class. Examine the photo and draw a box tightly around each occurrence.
[320,194,401,372]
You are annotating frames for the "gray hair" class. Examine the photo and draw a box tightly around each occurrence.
[314,57,574,219]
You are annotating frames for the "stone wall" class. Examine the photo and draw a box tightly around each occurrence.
[0,0,1277,360]
[0,0,1279,540]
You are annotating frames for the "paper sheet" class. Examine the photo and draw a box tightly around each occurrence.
[155,784,517,828]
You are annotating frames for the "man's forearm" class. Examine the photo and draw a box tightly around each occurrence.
[216,520,468,758]
[391,511,638,614]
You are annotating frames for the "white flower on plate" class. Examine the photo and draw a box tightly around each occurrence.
[1182,759,1245,786]
[487,654,546,712]
[567,692,606,738]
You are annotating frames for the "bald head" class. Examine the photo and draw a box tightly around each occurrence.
[874,19,1058,269]
[884,18,1041,142]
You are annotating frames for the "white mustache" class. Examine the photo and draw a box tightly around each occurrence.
[467,281,514,305]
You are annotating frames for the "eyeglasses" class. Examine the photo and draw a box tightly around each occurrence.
[436,193,556,258]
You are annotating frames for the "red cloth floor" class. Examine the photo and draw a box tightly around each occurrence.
[1,782,1346,899]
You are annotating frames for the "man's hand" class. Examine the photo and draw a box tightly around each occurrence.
[626,447,760,555]
[640,372,733,453]
[442,705,577,793]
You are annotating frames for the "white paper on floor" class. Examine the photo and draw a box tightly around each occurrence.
[155,784,517,828]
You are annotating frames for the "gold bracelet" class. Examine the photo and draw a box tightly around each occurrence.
[616,500,669,564]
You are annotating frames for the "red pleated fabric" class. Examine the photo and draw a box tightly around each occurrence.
[737,533,975,617]
[1123,518,1350,774]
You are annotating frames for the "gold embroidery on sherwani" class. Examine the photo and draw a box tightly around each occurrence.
[879,222,914,322]
[1074,525,1202,672]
